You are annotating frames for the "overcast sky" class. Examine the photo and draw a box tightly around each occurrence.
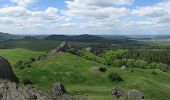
[0,0,170,35]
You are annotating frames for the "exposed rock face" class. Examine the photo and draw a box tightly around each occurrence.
[128,89,144,100]
[52,83,68,99]
[0,82,48,100]
[56,41,70,52]
[0,56,18,82]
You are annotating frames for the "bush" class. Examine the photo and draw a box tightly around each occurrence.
[152,70,158,75]
[23,78,32,85]
[156,63,169,72]
[127,59,135,67]
[147,62,157,69]
[108,72,123,82]
[98,66,107,72]
[113,59,126,67]
[134,60,148,69]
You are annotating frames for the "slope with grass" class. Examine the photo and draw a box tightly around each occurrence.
[14,51,170,100]
[0,48,170,99]
[0,48,44,65]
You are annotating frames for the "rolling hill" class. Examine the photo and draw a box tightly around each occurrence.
[0,32,22,41]
[44,34,137,44]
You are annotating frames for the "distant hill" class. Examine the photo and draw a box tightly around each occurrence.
[0,32,21,41]
[44,34,136,44]
[22,36,39,40]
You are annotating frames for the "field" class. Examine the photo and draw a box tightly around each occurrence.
[0,48,170,100]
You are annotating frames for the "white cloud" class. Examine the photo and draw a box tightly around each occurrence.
[10,0,38,6]
[132,0,170,26]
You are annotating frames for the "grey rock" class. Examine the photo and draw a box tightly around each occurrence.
[47,41,70,56]
[52,83,68,100]
[128,89,144,100]
[56,41,70,52]
[112,87,126,100]
[121,65,128,71]
[0,82,48,100]
[0,56,18,82]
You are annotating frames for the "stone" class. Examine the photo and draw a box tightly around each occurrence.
[0,82,48,100]
[0,56,19,83]
[56,41,70,52]
[128,89,144,100]
[111,87,126,100]
[52,83,68,99]
[121,65,128,71]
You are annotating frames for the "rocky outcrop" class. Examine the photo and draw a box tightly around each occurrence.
[47,41,70,56]
[111,88,145,100]
[52,83,68,99]
[56,41,70,52]
[0,56,18,82]
[128,89,144,100]
[0,82,48,100]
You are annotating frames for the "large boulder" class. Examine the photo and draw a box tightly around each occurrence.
[52,83,68,99]
[0,56,18,82]
[0,82,48,100]
[128,89,144,100]
[111,87,126,100]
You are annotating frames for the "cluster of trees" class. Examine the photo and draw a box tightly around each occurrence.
[15,57,36,69]
[122,49,170,65]
[103,49,127,66]
[111,59,170,72]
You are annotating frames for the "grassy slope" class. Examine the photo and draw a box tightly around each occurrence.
[0,49,170,100]
[0,48,44,65]
[16,52,170,100]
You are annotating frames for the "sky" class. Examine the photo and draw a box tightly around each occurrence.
[0,0,170,35]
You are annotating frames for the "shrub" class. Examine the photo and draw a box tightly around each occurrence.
[157,63,169,72]
[108,72,123,82]
[23,78,32,85]
[127,59,135,67]
[147,62,157,69]
[134,60,148,69]
[152,70,158,75]
[98,66,107,72]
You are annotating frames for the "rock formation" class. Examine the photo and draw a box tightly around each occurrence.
[56,41,70,52]
[47,41,70,56]
[0,56,18,82]
[52,83,68,99]
[111,88,145,100]
[0,82,48,100]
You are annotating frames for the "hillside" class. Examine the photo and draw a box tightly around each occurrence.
[8,49,169,100]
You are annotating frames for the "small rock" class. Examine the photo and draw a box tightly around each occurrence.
[121,65,128,71]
